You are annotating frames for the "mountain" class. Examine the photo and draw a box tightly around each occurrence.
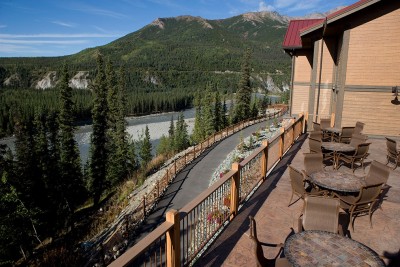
[0,11,291,93]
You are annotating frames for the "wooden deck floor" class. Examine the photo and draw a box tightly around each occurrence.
[195,134,400,266]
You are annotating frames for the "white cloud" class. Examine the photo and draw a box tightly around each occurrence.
[0,44,58,55]
[0,39,89,45]
[0,33,120,38]
[258,1,275,11]
[52,21,76,28]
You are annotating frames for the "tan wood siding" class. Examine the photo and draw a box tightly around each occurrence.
[314,89,332,118]
[342,91,400,136]
[346,8,400,86]
[316,41,335,85]
[294,54,312,82]
[292,85,309,115]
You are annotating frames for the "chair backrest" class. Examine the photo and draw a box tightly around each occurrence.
[302,196,340,233]
[354,142,371,158]
[309,137,322,153]
[356,183,384,205]
[313,122,321,131]
[365,160,391,185]
[349,133,368,148]
[354,121,365,134]
[320,118,331,129]
[309,131,322,141]
[341,127,355,139]
[386,137,399,157]
[289,165,306,195]
[303,152,324,175]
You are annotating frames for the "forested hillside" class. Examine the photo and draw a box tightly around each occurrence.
[0,11,291,137]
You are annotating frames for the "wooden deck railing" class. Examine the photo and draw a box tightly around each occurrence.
[109,110,305,267]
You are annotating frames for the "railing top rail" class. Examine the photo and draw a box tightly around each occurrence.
[108,221,173,267]
[179,169,236,214]
[240,145,265,167]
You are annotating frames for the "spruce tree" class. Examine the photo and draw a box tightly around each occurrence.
[233,48,252,123]
[222,96,228,129]
[192,89,204,143]
[202,82,215,137]
[89,54,109,206]
[168,116,175,151]
[139,125,152,168]
[214,90,223,131]
[174,112,189,151]
[59,64,86,213]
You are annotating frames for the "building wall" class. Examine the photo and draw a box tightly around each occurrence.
[346,7,400,86]
[342,91,400,136]
[341,6,400,136]
[291,51,312,115]
[292,85,309,114]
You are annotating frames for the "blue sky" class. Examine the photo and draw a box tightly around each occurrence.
[0,0,355,57]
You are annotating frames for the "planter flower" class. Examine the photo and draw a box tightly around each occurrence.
[207,209,224,225]
[223,194,231,208]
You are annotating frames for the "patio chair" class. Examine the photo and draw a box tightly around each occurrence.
[308,138,334,162]
[308,130,322,141]
[336,142,371,172]
[298,195,343,235]
[320,118,333,141]
[333,183,384,231]
[320,118,331,129]
[365,160,391,186]
[248,216,291,267]
[354,121,365,134]
[349,133,368,148]
[333,126,355,143]
[313,122,321,131]
[288,165,325,206]
[303,152,325,177]
[385,137,400,170]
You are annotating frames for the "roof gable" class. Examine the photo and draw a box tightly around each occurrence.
[282,19,323,49]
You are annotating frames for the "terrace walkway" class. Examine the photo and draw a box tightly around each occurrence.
[132,117,278,243]
[195,134,400,266]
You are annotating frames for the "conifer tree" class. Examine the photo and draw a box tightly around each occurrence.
[233,48,252,123]
[59,64,86,212]
[174,112,189,151]
[214,90,223,131]
[168,116,175,150]
[222,96,228,129]
[139,125,152,168]
[89,54,109,206]
[192,89,204,143]
[202,83,215,137]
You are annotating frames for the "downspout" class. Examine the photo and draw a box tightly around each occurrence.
[315,18,327,122]
[289,49,295,116]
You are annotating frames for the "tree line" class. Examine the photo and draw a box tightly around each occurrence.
[0,49,277,265]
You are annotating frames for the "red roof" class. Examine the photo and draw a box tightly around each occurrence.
[282,19,324,49]
[300,0,377,35]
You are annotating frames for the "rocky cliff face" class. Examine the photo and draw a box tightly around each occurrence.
[33,71,90,90]
[69,71,90,89]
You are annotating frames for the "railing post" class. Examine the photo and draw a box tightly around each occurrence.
[193,146,196,159]
[303,111,308,134]
[291,118,295,144]
[166,210,180,267]
[157,181,160,197]
[261,140,269,180]
[279,127,285,159]
[230,162,240,219]
[174,160,177,175]
[213,133,215,143]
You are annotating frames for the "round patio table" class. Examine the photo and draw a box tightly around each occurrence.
[284,230,385,267]
[323,127,341,134]
[309,170,366,193]
[322,142,355,169]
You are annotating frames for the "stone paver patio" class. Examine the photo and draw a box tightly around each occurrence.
[195,134,400,266]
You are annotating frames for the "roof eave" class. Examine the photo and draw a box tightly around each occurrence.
[300,0,381,37]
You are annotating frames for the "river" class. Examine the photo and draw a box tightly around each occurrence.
[0,94,281,163]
